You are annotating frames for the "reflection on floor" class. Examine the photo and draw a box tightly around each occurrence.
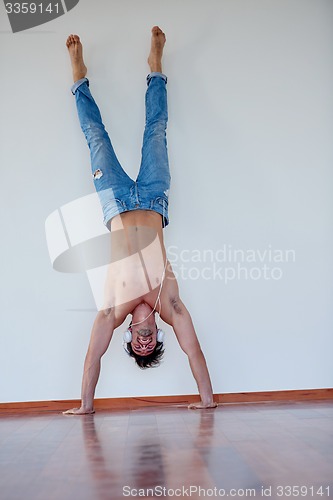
[0,400,332,500]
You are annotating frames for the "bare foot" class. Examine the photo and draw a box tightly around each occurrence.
[66,34,87,83]
[148,26,166,73]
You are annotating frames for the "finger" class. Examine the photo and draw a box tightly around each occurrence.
[62,408,77,415]
[188,403,218,410]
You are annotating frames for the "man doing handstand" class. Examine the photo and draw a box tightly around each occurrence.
[64,27,217,414]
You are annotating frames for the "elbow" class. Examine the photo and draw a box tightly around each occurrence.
[184,343,203,359]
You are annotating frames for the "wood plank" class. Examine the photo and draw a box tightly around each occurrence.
[0,388,332,414]
[0,402,332,500]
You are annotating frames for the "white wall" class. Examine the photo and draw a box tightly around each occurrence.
[1,0,332,403]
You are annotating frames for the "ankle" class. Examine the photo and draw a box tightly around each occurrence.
[149,63,162,73]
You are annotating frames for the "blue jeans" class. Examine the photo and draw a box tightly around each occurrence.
[71,73,171,230]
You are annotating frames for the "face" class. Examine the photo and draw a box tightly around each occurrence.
[130,303,157,356]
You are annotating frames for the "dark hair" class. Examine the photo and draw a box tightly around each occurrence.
[126,341,165,369]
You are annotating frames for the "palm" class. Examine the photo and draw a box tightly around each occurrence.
[62,407,95,415]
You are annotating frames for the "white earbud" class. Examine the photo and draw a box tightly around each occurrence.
[123,329,132,343]
[157,329,165,343]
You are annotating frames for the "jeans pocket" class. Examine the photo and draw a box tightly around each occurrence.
[150,196,168,211]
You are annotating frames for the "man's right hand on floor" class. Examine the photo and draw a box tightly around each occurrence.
[62,407,95,415]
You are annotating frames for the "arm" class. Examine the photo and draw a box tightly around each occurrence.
[63,309,115,415]
[170,298,217,409]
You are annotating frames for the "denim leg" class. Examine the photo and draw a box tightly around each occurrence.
[72,78,133,207]
[136,73,171,195]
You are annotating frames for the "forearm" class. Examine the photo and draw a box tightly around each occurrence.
[188,349,214,405]
[63,310,115,416]
[80,355,102,411]
[79,310,115,411]
[169,296,215,406]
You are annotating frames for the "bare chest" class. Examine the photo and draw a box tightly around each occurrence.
[103,222,167,308]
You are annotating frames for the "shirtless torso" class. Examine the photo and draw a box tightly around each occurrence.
[105,210,178,329]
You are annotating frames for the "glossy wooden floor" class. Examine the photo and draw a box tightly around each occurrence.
[0,401,332,500]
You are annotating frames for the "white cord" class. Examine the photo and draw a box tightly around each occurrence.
[156,296,162,329]
[130,257,167,328]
